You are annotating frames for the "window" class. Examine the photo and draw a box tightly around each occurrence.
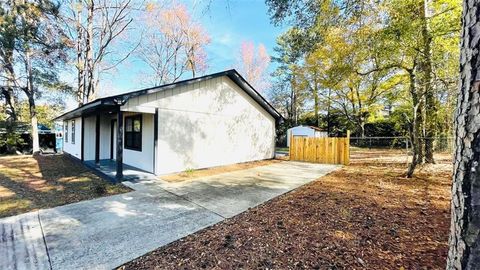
[125,115,142,151]
[64,122,68,143]
[71,120,76,144]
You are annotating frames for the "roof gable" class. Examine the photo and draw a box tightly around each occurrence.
[55,70,283,122]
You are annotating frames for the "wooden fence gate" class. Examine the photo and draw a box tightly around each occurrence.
[289,131,350,165]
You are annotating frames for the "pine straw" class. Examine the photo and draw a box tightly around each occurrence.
[120,149,451,269]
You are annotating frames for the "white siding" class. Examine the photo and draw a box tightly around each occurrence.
[122,113,154,173]
[63,117,82,159]
[83,116,96,161]
[99,116,112,160]
[122,76,276,175]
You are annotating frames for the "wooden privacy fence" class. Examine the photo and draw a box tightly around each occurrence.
[289,131,351,165]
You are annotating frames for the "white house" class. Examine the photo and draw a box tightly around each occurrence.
[55,70,283,181]
[286,125,328,147]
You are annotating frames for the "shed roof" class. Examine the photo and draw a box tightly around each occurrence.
[289,125,327,132]
[55,69,283,122]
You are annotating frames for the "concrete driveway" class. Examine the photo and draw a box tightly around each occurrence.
[0,161,339,270]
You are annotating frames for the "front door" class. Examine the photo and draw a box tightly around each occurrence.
[110,120,117,160]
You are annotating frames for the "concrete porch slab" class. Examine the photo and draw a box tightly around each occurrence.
[84,159,157,182]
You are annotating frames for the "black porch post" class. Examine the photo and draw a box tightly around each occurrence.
[116,110,123,181]
[81,115,85,161]
[153,108,158,174]
[95,114,100,164]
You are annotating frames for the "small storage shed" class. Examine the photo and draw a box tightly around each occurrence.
[287,125,328,147]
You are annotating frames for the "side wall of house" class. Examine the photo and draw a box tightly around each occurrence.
[63,117,82,159]
[83,116,96,161]
[122,76,276,175]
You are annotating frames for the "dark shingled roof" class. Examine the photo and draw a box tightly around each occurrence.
[55,69,283,122]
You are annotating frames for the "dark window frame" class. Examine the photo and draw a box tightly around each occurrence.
[124,114,142,151]
[64,122,68,143]
[71,120,76,144]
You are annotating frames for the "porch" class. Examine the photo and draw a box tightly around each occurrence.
[57,99,159,182]
[84,159,157,182]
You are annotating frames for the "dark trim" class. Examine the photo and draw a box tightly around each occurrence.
[71,119,76,144]
[110,119,116,160]
[53,69,284,122]
[124,114,142,152]
[80,115,85,161]
[116,110,123,181]
[64,121,68,143]
[153,109,158,174]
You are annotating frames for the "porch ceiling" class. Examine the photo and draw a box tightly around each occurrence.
[54,101,119,121]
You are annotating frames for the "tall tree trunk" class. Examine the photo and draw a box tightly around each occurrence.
[359,121,366,138]
[76,0,85,106]
[354,88,366,138]
[313,74,319,127]
[1,85,16,121]
[3,1,17,121]
[407,69,420,178]
[447,0,480,268]
[291,72,298,125]
[416,65,425,165]
[24,49,39,154]
[189,48,196,78]
[422,0,436,164]
[326,88,332,135]
[85,0,94,102]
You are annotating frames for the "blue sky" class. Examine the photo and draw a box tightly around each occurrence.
[100,0,286,96]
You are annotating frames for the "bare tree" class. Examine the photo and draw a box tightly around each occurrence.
[236,41,271,93]
[447,0,480,268]
[136,2,210,86]
[64,0,137,105]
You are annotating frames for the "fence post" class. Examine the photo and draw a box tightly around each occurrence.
[346,130,350,165]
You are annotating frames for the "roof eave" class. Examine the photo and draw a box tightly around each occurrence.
[54,69,285,122]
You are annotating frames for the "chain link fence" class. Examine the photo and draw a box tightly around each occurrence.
[350,136,454,154]
[275,136,454,162]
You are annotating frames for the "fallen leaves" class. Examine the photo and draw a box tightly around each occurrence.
[120,149,451,269]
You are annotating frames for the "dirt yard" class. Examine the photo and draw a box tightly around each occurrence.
[121,148,452,269]
[0,154,131,218]
[161,159,281,182]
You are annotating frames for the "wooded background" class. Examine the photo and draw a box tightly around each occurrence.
[0,0,461,177]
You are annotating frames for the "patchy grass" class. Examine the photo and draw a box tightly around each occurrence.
[121,149,451,269]
[275,147,289,152]
[161,159,281,182]
[0,154,131,218]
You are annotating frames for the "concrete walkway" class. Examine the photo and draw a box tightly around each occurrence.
[0,161,339,270]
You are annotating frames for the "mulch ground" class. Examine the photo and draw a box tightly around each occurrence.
[0,154,131,218]
[120,149,451,270]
